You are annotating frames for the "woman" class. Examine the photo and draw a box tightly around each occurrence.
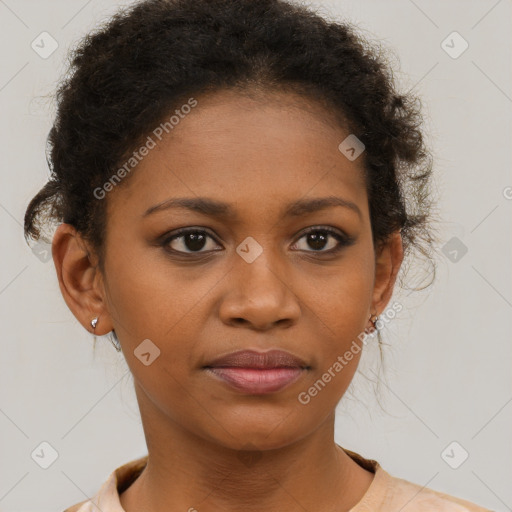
[24,0,492,510]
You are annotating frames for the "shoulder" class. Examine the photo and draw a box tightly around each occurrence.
[61,455,148,512]
[339,447,493,512]
[382,472,493,511]
[341,447,492,512]
[62,500,89,512]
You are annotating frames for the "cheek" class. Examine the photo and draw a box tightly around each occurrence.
[102,245,216,405]
[296,250,374,399]
[301,253,375,339]
[295,272,372,415]
[103,258,197,423]
[103,241,204,340]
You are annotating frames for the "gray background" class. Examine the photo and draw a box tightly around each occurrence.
[0,0,510,511]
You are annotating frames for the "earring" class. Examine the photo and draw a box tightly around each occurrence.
[90,317,122,352]
[368,312,379,332]
[91,317,99,347]
[108,330,122,352]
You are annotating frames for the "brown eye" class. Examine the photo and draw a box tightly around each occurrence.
[292,227,354,254]
[163,229,220,254]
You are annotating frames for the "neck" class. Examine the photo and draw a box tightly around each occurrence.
[120,387,374,512]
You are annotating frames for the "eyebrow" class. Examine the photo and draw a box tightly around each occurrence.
[142,195,362,220]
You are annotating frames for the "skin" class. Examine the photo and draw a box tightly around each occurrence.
[53,88,403,512]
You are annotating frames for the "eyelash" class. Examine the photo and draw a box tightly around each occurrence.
[160,226,355,257]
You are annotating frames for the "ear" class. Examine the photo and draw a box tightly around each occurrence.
[52,223,113,335]
[371,230,404,316]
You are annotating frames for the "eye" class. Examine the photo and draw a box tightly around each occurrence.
[292,226,354,254]
[162,228,221,254]
[160,226,355,257]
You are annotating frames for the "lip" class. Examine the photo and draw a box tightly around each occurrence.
[204,349,309,369]
[203,349,310,394]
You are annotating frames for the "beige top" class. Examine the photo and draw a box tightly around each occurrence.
[63,447,493,512]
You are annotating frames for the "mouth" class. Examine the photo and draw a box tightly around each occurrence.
[202,349,310,395]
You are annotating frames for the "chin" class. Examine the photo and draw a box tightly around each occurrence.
[204,416,310,453]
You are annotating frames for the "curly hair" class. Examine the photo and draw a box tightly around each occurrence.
[24,0,439,298]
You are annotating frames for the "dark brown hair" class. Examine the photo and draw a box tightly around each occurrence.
[24,0,439,298]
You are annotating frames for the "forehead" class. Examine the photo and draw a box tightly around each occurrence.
[107,88,368,221]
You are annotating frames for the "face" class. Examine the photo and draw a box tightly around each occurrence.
[56,88,403,451]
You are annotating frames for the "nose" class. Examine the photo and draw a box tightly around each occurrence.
[218,251,301,331]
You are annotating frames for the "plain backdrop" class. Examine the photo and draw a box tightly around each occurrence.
[0,1,510,511]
